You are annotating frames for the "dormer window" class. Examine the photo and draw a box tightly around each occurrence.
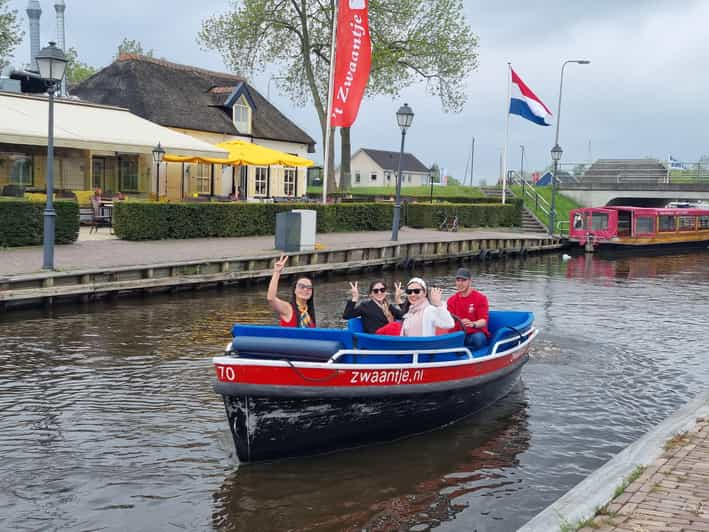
[233,96,252,134]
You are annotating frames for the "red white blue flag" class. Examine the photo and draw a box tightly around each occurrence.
[509,68,552,126]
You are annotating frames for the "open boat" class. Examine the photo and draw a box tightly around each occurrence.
[213,310,537,463]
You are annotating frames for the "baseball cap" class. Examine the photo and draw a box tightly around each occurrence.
[455,268,471,280]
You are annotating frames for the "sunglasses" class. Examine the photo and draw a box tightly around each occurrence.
[406,288,422,295]
[296,283,313,290]
[371,287,387,294]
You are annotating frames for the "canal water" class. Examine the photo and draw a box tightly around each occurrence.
[1,250,708,531]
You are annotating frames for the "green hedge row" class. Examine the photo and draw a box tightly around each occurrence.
[113,202,394,240]
[0,199,80,247]
[113,201,522,241]
[406,200,522,228]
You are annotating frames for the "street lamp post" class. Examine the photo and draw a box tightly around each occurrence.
[550,59,590,235]
[391,103,414,241]
[37,42,68,271]
[152,142,165,200]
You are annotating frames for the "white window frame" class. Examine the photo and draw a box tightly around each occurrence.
[232,96,252,134]
[370,172,377,182]
[255,166,268,196]
[194,163,211,194]
[385,172,392,183]
[284,167,296,196]
[354,171,361,183]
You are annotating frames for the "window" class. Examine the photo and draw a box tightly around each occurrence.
[370,172,377,182]
[591,212,609,231]
[407,174,412,183]
[635,216,654,234]
[659,215,676,232]
[573,213,584,230]
[354,171,361,183]
[194,163,211,193]
[678,216,696,231]
[385,172,392,183]
[119,157,139,192]
[284,168,296,196]
[233,97,251,134]
[700,216,709,229]
[1,153,34,185]
[255,167,268,196]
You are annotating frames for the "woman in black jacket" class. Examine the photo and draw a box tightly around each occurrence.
[342,279,405,333]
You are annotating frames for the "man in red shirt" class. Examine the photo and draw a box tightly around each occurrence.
[446,267,490,349]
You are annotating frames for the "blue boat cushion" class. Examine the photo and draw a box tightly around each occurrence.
[231,324,354,349]
[231,336,343,362]
[353,331,465,351]
[347,318,364,333]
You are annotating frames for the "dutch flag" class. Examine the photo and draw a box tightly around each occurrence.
[509,68,553,126]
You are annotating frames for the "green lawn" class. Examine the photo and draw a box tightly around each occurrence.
[307,184,485,198]
[511,185,582,234]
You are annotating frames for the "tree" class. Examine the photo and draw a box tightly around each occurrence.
[0,0,22,71]
[64,47,98,85]
[115,37,154,59]
[199,0,478,195]
[446,176,461,186]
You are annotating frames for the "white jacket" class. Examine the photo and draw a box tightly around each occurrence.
[402,303,455,337]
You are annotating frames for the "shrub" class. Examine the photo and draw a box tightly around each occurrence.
[406,200,522,228]
[0,198,79,247]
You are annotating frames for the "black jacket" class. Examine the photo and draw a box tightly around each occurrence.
[342,299,405,334]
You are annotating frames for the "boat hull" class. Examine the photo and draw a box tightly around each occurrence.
[218,354,528,462]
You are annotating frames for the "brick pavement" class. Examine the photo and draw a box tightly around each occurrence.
[0,227,551,277]
[579,417,709,532]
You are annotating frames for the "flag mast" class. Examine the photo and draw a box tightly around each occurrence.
[322,0,339,204]
[502,62,511,204]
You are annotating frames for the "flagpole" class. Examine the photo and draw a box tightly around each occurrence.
[322,0,339,204]
[502,62,511,204]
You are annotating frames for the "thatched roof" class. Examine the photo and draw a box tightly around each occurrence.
[360,148,430,173]
[72,55,315,152]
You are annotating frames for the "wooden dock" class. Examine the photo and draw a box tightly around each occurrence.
[0,235,561,311]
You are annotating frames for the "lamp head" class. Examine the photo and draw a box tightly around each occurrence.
[36,41,68,83]
[152,142,166,164]
[551,144,563,162]
[575,60,591,65]
[396,103,414,130]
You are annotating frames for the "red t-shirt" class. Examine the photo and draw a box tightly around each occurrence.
[447,290,490,337]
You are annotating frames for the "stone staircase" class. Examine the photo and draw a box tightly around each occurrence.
[480,186,548,233]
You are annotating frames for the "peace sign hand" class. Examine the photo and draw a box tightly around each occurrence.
[349,281,359,302]
[394,282,404,303]
[273,254,288,274]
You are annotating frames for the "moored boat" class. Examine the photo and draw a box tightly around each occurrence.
[568,206,709,253]
[213,310,537,463]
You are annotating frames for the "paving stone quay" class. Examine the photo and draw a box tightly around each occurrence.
[0,227,551,277]
[579,416,709,532]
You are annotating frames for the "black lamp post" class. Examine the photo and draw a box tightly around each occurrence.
[391,103,414,241]
[152,142,165,200]
[549,143,563,235]
[37,42,68,271]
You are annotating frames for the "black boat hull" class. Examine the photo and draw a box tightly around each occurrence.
[220,355,528,462]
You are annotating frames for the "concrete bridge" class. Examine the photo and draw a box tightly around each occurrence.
[560,182,709,207]
[559,159,709,207]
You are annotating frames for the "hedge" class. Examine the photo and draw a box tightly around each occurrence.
[113,202,394,240]
[113,201,522,241]
[0,198,80,247]
[405,200,522,228]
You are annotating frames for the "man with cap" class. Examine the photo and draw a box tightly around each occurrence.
[446,268,490,349]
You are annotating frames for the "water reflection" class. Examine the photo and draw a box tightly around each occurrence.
[565,250,709,281]
[212,386,529,532]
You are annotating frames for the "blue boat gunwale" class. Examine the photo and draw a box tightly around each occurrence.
[214,326,538,371]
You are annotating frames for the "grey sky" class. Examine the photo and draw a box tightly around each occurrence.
[6,0,709,183]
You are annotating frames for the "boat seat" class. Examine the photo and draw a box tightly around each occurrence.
[347,318,364,333]
[231,323,354,349]
[353,331,465,351]
[230,336,343,362]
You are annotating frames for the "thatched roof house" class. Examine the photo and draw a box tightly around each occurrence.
[72,55,315,152]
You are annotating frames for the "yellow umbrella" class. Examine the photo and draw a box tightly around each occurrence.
[163,140,313,167]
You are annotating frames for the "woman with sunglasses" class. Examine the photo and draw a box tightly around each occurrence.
[267,255,317,328]
[400,277,454,337]
[342,280,405,334]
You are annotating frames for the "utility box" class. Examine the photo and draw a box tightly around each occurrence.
[275,209,316,252]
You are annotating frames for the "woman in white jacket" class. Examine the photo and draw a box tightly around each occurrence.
[401,277,455,337]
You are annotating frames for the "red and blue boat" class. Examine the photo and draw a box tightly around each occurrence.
[213,310,537,462]
[568,206,709,252]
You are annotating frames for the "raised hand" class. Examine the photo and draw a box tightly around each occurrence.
[273,254,288,274]
[349,281,359,302]
[429,286,443,307]
[394,282,403,303]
